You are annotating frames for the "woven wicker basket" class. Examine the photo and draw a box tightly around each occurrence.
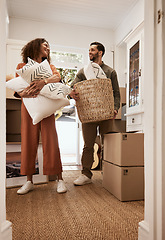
[74,78,114,123]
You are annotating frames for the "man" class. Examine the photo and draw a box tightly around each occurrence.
[70,42,120,185]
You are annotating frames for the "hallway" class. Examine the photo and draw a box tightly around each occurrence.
[6,170,144,240]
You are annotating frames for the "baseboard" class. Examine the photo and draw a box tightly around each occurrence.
[1,220,12,240]
[138,220,150,240]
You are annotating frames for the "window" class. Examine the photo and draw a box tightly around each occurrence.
[50,51,83,64]
[56,68,77,87]
[129,41,140,107]
[50,50,85,86]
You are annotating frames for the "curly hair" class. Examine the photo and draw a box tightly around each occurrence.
[21,38,50,63]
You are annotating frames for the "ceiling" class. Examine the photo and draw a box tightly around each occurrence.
[7,0,139,30]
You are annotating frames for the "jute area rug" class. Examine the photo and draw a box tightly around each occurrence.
[6,170,144,240]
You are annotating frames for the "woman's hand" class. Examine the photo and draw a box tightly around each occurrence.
[25,80,45,96]
[18,89,37,98]
[50,73,61,83]
[18,72,61,98]
[18,80,45,98]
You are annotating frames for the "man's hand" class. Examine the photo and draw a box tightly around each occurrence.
[113,110,118,119]
[69,89,79,101]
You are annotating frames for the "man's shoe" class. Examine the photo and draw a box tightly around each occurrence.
[17,181,34,195]
[73,174,92,186]
[57,180,67,193]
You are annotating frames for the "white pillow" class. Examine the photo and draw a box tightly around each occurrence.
[16,58,52,84]
[6,76,29,92]
[40,82,71,99]
[23,95,69,125]
[6,76,71,100]
[6,76,70,125]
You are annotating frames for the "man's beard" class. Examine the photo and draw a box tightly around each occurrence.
[90,52,99,62]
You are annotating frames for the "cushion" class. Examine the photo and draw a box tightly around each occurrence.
[6,76,29,92]
[6,76,70,125]
[40,82,71,99]
[16,58,52,84]
[23,95,69,125]
[6,76,71,100]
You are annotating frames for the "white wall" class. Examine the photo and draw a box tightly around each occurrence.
[9,3,145,88]
[115,0,144,46]
[0,0,12,239]
[8,1,145,88]
[9,18,114,68]
[114,0,144,87]
[114,43,127,87]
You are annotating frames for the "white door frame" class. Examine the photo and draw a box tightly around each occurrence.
[138,0,165,239]
[0,1,12,239]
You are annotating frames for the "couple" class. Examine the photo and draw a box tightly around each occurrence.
[16,38,120,195]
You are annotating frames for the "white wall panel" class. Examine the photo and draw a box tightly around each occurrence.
[9,18,114,67]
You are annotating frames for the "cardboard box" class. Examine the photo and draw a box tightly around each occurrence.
[119,87,126,104]
[104,133,144,166]
[115,87,126,120]
[100,119,126,135]
[102,160,144,201]
[108,119,126,133]
[115,103,122,119]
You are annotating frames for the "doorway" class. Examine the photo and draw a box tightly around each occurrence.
[50,47,86,166]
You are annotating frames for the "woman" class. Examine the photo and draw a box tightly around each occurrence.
[16,38,67,194]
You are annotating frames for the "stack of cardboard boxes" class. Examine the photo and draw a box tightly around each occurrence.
[102,133,144,201]
[102,88,144,201]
